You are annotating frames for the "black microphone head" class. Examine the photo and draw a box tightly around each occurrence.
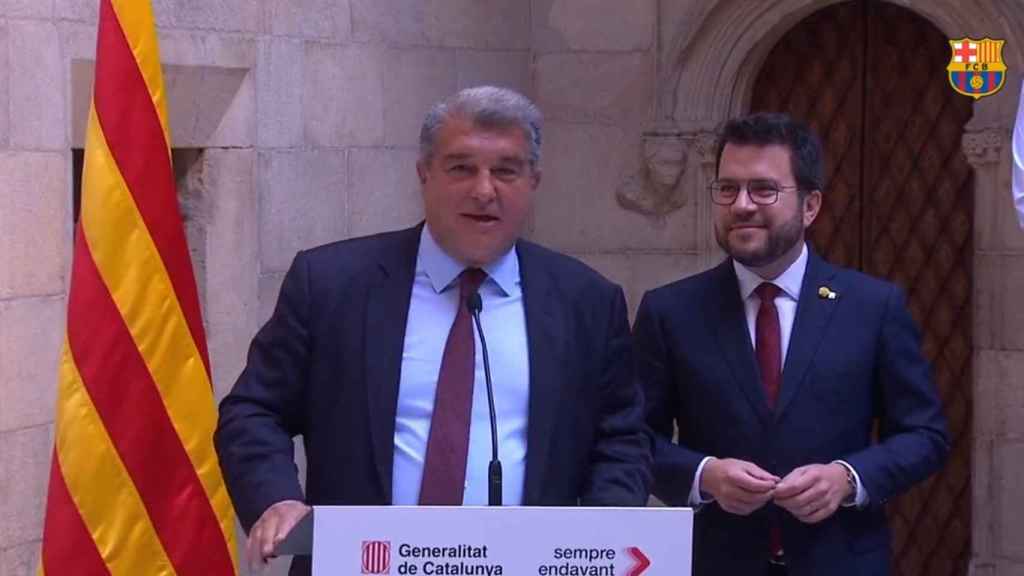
[467,292,483,314]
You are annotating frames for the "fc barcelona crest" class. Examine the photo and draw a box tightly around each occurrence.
[947,37,1007,100]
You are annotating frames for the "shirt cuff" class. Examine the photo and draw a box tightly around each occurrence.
[689,456,716,506]
[833,460,869,508]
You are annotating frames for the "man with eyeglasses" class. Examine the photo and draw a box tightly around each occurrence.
[633,112,949,576]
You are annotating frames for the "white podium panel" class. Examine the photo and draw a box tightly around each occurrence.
[311,506,692,576]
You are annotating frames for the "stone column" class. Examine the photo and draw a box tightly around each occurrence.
[963,126,1024,575]
[692,129,725,268]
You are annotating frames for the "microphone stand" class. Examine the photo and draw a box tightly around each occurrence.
[467,292,502,506]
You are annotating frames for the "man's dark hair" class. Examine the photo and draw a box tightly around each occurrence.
[715,112,825,194]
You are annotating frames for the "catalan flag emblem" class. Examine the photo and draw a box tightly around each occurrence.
[362,541,392,574]
[947,37,1007,100]
[38,0,238,574]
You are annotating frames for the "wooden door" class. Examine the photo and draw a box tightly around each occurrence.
[751,2,973,575]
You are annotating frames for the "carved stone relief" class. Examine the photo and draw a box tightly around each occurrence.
[615,127,690,217]
[962,128,1005,166]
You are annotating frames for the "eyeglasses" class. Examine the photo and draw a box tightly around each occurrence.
[708,179,801,206]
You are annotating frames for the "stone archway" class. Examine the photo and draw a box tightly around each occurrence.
[655,0,1024,572]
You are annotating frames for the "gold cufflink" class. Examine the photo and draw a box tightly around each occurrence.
[818,286,838,300]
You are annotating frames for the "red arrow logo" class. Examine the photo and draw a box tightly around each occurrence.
[626,547,650,576]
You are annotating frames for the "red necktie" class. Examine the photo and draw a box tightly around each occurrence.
[755,282,782,409]
[755,282,784,559]
[419,268,486,505]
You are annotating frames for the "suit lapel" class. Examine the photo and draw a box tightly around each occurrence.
[365,225,420,501]
[517,242,568,504]
[712,261,773,428]
[775,251,840,419]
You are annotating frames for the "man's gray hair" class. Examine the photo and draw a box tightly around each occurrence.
[419,86,543,169]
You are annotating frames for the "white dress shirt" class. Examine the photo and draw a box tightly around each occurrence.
[689,244,868,507]
[392,226,530,506]
[1013,79,1024,229]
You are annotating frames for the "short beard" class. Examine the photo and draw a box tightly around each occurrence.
[716,209,804,269]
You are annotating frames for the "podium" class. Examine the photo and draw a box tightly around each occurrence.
[278,506,692,575]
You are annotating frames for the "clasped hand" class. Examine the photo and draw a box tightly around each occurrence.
[701,458,852,524]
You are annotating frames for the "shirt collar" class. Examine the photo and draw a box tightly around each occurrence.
[733,242,808,301]
[418,224,520,296]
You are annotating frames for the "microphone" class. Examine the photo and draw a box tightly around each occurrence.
[466,291,502,506]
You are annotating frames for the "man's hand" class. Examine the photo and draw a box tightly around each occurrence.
[246,499,312,569]
[700,458,780,515]
[773,463,851,524]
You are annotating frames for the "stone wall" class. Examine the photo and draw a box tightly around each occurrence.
[530,0,709,311]
[1,7,74,575]
[2,1,1023,575]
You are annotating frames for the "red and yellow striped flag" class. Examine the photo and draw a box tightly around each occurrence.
[39,0,238,574]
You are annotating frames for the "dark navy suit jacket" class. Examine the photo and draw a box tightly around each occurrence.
[634,250,949,576]
[215,225,651,574]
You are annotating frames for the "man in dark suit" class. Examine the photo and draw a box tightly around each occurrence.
[215,86,651,574]
[634,113,949,576]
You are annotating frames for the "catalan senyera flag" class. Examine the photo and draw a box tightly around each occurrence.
[39,0,238,574]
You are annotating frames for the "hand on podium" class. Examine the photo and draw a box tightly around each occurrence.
[247,499,312,568]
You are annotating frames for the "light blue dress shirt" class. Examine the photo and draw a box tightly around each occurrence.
[391,226,530,506]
